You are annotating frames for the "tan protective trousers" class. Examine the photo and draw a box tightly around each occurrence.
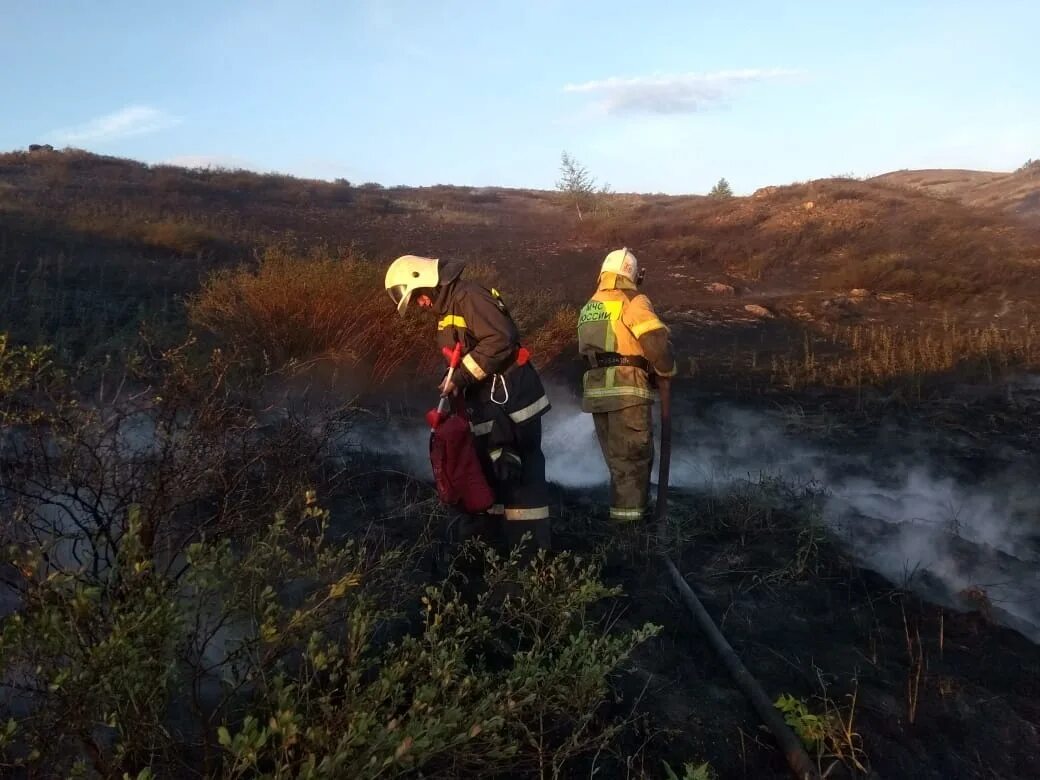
[592,403,654,523]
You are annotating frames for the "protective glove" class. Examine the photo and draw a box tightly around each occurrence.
[490,446,523,484]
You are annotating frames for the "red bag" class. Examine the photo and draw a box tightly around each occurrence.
[429,404,495,513]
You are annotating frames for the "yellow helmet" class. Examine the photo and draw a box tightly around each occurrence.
[385,255,440,315]
[600,247,640,283]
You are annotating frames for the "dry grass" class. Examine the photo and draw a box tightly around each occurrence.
[771,319,1040,392]
[189,244,430,384]
[188,245,576,387]
[820,250,1026,301]
[64,213,222,255]
[873,164,1040,219]
[524,304,580,367]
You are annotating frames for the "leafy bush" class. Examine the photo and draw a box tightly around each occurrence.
[218,543,659,779]
[774,687,867,775]
[663,760,716,780]
[0,335,61,422]
[1,511,182,775]
[0,339,658,778]
[2,500,658,778]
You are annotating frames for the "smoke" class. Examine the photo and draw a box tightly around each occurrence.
[360,387,1040,643]
[542,389,827,490]
[826,471,1040,641]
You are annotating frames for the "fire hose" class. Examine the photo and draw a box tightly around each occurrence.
[654,378,820,780]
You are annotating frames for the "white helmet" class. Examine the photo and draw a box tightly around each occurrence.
[600,247,641,284]
[385,255,440,315]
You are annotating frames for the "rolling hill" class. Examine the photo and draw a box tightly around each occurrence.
[3,147,1040,395]
[872,161,1040,220]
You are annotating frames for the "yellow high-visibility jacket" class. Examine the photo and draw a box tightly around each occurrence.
[577,273,677,413]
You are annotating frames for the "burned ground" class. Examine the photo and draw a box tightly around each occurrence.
[339,388,1040,779]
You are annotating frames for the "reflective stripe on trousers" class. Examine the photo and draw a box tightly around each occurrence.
[609,506,646,523]
[504,505,549,521]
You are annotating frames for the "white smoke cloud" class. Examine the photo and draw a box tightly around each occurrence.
[359,394,1040,643]
[826,469,1040,641]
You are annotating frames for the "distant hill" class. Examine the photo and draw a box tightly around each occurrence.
[872,162,1040,220]
[3,148,1040,376]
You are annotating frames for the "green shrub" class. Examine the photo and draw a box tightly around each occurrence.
[217,541,659,779]
[2,500,658,778]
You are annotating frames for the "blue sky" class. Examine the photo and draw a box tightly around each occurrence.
[2,0,1037,194]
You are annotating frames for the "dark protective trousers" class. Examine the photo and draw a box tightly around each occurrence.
[468,416,551,552]
[593,403,654,523]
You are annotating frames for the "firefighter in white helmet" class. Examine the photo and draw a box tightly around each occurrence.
[577,248,677,524]
[385,254,552,551]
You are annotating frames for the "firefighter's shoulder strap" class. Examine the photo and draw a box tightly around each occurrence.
[489,287,511,316]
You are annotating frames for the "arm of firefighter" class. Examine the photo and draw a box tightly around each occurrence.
[625,295,678,377]
[453,288,517,388]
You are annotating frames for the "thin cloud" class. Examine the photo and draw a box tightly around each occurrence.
[49,105,180,145]
[564,68,803,116]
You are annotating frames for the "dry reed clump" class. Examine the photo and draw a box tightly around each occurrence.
[772,319,1040,391]
[188,246,576,386]
[524,305,579,368]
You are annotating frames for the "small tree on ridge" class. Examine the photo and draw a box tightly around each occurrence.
[709,177,733,199]
[556,151,597,220]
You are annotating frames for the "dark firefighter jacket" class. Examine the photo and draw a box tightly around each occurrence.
[433,261,551,443]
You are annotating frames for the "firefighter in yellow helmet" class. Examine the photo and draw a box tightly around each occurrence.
[577,248,677,524]
[385,254,552,552]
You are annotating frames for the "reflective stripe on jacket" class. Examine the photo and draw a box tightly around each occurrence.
[433,262,550,435]
[577,273,677,413]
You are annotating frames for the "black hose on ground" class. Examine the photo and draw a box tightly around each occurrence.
[661,556,820,780]
[654,378,820,780]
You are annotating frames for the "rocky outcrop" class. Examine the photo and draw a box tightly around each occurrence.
[743,304,774,319]
[705,282,735,295]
